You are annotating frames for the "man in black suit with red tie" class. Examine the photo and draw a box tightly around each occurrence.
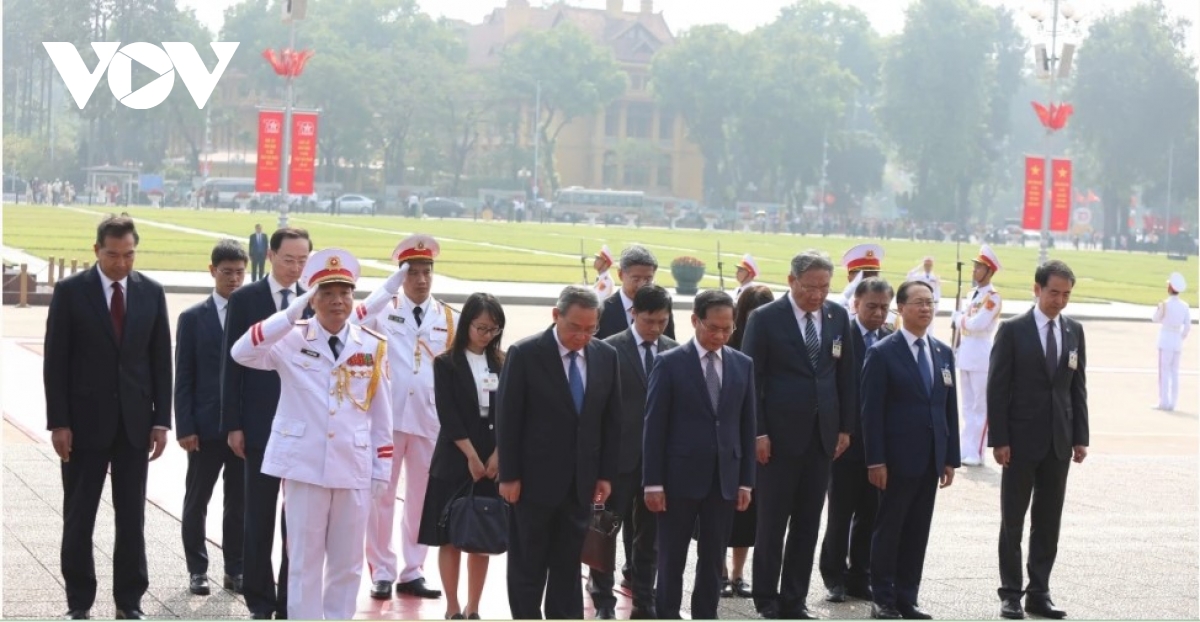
[643,290,757,620]
[497,285,622,620]
[176,240,249,596]
[221,227,312,619]
[44,215,173,620]
[820,277,894,604]
[988,260,1089,621]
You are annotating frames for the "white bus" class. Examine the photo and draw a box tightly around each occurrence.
[553,187,645,222]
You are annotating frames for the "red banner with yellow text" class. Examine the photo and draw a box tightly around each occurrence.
[1049,158,1072,232]
[1022,155,1045,230]
[288,112,318,195]
[255,110,284,193]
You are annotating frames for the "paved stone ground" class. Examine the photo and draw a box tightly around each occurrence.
[4,297,1197,619]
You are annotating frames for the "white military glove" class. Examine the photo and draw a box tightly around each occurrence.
[285,287,316,324]
[371,479,389,501]
[383,263,411,295]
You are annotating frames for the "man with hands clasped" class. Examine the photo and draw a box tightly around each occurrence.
[230,248,393,620]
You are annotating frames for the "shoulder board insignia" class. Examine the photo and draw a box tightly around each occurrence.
[361,325,388,342]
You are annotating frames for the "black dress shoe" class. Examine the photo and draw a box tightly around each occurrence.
[1024,597,1066,619]
[872,603,903,620]
[114,609,146,620]
[826,584,847,603]
[466,614,481,620]
[898,604,933,619]
[189,573,211,595]
[65,610,89,620]
[720,577,733,597]
[1000,599,1025,620]
[370,580,393,600]
[630,606,657,619]
[782,607,818,619]
[759,604,781,619]
[846,584,874,601]
[223,574,243,594]
[595,606,616,619]
[396,577,442,599]
[732,578,752,598]
[250,612,273,620]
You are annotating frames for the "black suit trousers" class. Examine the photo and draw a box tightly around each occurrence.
[588,465,658,610]
[655,471,735,620]
[507,491,591,619]
[819,455,878,591]
[752,448,831,613]
[61,417,149,611]
[250,256,266,282]
[870,463,938,608]
[998,451,1070,601]
[181,439,245,575]
[242,448,288,617]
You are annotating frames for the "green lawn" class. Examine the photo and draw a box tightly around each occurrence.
[3,204,1194,306]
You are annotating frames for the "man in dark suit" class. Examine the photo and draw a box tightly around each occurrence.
[589,285,679,619]
[988,260,1089,621]
[221,227,312,619]
[743,250,857,619]
[596,244,676,341]
[860,280,960,620]
[248,224,268,281]
[820,277,894,603]
[497,285,622,620]
[176,240,249,596]
[44,214,173,620]
[644,290,757,620]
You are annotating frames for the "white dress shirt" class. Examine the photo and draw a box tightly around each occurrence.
[634,325,658,373]
[313,320,351,362]
[267,274,300,312]
[97,270,128,312]
[619,288,636,328]
[899,327,935,381]
[788,293,823,337]
[1032,306,1064,363]
[466,350,491,417]
[693,338,723,384]
[405,294,433,325]
[213,291,229,330]
[553,327,587,390]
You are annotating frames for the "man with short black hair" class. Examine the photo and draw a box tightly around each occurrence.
[177,240,249,596]
[989,260,1088,621]
[46,214,173,620]
[596,245,676,340]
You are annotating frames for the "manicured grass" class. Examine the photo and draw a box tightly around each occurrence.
[3,204,1194,306]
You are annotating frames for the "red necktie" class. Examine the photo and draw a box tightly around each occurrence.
[111,282,125,342]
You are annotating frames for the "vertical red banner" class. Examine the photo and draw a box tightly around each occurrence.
[288,112,318,195]
[255,110,284,193]
[1049,158,1072,232]
[1022,155,1045,230]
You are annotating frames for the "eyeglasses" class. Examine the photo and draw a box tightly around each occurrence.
[903,299,937,309]
[699,320,736,336]
[471,323,503,337]
[797,284,831,295]
[561,322,600,336]
[624,275,655,286]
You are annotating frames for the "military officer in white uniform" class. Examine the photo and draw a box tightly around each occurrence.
[1153,272,1191,411]
[908,257,942,336]
[593,245,615,298]
[355,234,455,600]
[734,253,761,300]
[952,244,1002,466]
[839,244,884,308]
[231,248,393,620]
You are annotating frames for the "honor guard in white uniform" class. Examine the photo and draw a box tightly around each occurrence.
[355,234,455,600]
[231,248,393,620]
[840,244,884,307]
[952,244,1002,466]
[593,245,615,298]
[734,253,761,300]
[1153,272,1191,411]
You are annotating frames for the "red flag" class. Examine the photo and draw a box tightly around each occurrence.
[1023,156,1045,230]
[288,112,318,195]
[1049,158,1072,232]
[1087,190,1099,203]
[255,110,284,193]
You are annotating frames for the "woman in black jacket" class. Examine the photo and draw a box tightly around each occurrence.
[417,293,506,620]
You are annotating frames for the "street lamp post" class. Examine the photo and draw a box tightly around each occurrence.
[1030,0,1082,265]
[532,81,541,202]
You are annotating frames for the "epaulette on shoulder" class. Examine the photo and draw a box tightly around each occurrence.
[361,325,387,341]
[296,319,310,325]
[437,299,460,316]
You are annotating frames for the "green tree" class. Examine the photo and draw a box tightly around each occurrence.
[1069,0,1198,239]
[498,23,626,194]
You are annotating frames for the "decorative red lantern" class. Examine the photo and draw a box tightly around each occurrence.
[1031,101,1074,132]
[263,48,315,78]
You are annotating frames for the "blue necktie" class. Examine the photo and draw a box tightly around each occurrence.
[865,330,876,348]
[916,338,933,393]
[280,287,291,310]
[568,351,584,414]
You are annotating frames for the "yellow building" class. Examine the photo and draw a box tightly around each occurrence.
[466,0,705,202]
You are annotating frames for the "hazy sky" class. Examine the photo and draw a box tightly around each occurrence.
[181,0,1199,54]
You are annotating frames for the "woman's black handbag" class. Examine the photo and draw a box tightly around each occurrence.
[580,504,622,573]
[439,480,510,555]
